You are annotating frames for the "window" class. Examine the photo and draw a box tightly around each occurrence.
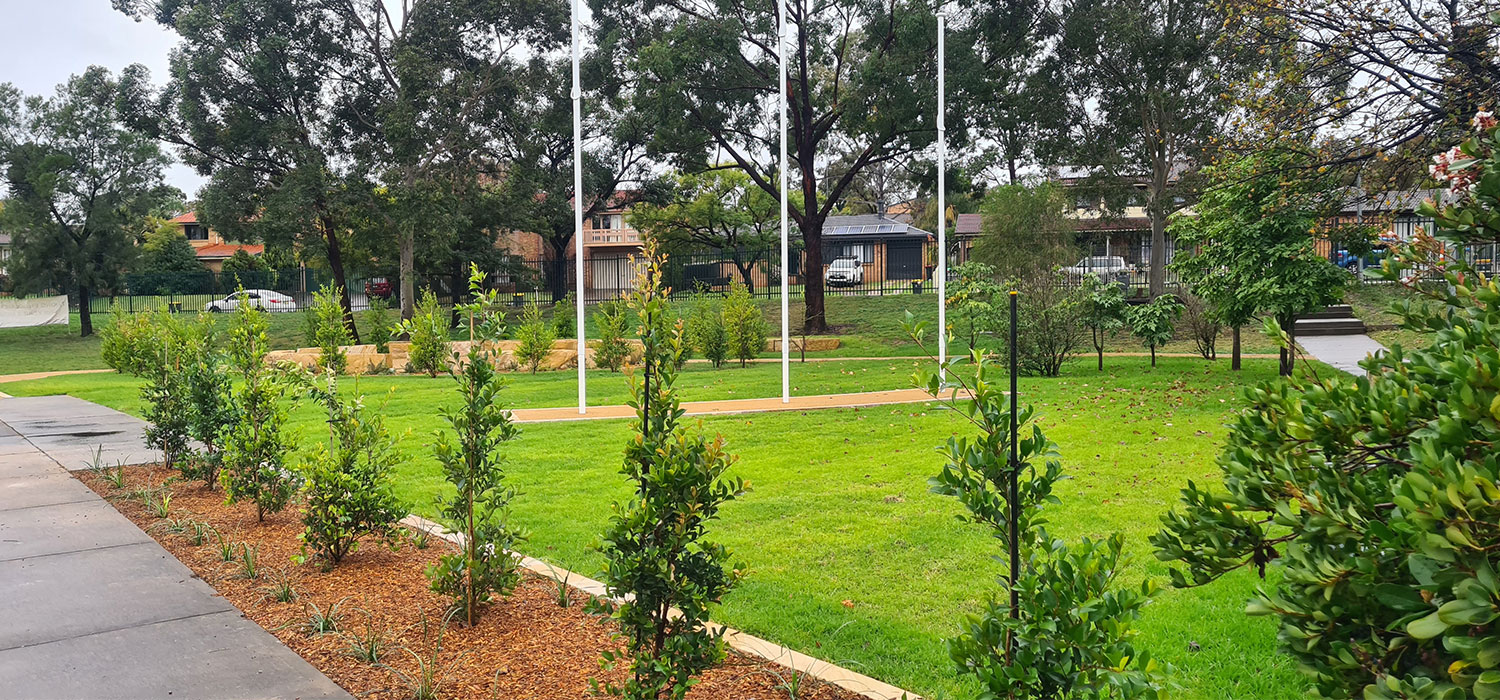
[834,243,874,264]
[184,224,208,241]
[591,214,619,230]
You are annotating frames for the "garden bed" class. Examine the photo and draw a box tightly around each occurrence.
[82,464,861,700]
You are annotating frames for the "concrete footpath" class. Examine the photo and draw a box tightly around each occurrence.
[1298,334,1388,377]
[0,395,350,700]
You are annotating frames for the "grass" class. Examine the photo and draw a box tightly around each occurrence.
[11,353,1308,699]
[1343,282,1438,351]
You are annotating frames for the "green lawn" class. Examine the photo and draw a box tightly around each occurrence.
[6,355,1306,699]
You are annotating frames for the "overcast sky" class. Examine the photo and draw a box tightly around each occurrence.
[0,2,208,196]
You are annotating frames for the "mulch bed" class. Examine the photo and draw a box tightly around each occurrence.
[81,465,862,700]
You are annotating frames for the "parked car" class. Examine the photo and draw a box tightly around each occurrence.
[365,277,394,300]
[825,257,865,287]
[1062,255,1132,283]
[204,289,298,313]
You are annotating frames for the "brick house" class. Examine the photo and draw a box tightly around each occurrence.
[170,212,264,273]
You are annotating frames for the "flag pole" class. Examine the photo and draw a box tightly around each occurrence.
[572,0,587,414]
[779,0,790,404]
[936,9,947,380]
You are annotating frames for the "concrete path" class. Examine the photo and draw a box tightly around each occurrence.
[1298,334,1389,377]
[0,396,350,700]
[511,387,962,423]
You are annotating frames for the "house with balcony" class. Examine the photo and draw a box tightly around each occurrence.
[169,212,264,273]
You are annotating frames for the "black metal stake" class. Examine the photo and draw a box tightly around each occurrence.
[1008,290,1020,645]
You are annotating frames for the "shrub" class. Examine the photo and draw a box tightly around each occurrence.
[1178,291,1220,361]
[396,290,449,377]
[309,285,352,373]
[1154,116,1500,700]
[588,242,747,700]
[181,315,235,486]
[592,300,632,372]
[426,302,527,624]
[139,309,197,470]
[722,279,767,368]
[100,302,161,374]
[297,374,407,566]
[365,297,392,354]
[513,302,556,374]
[553,292,576,339]
[946,262,1005,351]
[1128,294,1182,367]
[1007,274,1086,377]
[219,301,300,521]
[686,292,727,368]
[1081,276,1128,371]
[907,318,1171,700]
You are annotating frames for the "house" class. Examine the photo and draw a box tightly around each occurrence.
[169,212,264,273]
[818,213,934,284]
[493,192,647,296]
[0,232,11,277]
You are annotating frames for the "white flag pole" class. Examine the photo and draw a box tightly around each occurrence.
[572,0,587,414]
[779,0,790,404]
[936,10,947,380]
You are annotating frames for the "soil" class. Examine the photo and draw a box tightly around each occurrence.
[82,465,862,700]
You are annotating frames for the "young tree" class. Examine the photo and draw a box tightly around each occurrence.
[685,292,728,369]
[1169,151,1348,375]
[513,302,556,374]
[722,280,767,368]
[428,270,526,625]
[220,300,300,521]
[181,313,235,487]
[0,69,174,336]
[138,309,197,471]
[395,290,450,377]
[1127,294,1182,367]
[1081,276,1128,370]
[946,262,1005,352]
[1008,276,1088,377]
[593,0,953,334]
[309,285,353,374]
[589,240,747,699]
[628,170,780,292]
[1052,0,1245,296]
[591,301,633,373]
[906,318,1171,700]
[298,373,407,567]
[1155,122,1500,698]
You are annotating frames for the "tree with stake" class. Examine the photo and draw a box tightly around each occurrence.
[309,285,353,375]
[1081,276,1129,370]
[905,302,1171,699]
[1128,294,1183,368]
[427,267,527,625]
[590,239,748,700]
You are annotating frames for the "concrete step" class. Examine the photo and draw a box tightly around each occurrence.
[1302,304,1356,320]
[1294,317,1368,336]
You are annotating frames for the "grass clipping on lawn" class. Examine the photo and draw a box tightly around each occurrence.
[85,465,861,700]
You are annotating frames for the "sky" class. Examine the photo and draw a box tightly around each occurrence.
[0,2,208,196]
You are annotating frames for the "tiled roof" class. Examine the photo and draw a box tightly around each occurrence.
[170,211,199,224]
[194,243,263,260]
[955,213,982,235]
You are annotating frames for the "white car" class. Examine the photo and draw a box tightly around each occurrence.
[825,257,865,287]
[204,289,299,313]
[1063,256,1131,281]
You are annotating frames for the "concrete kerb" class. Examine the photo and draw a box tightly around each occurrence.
[399,514,920,700]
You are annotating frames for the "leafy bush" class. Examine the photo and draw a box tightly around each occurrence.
[553,292,576,339]
[589,242,747,700]
[686,292,727,368]
[946,262,1005,351]
[1128,294,1182,367]
[100,302,162,374]
[365,297,392,354]
[1178,291,1220,361]
[427,302,526,624]
[297,374,407,566]
[181,315,235,486]
[139,309,198,470]
[722,278,767,367]
[309,285,352,373]
[908,319,1170,700]
[1007,275,1086,377]
[219,301,300,521]
[592,300,632,372]
[1154,115,1500,700]
[513,302,556,374]
[1081,276,1128,371]
[396,290,449,377]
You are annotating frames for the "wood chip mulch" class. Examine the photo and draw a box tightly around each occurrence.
[82,465,864,700]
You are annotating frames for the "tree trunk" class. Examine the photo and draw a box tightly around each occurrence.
[801,214,827,334]
[78,285,93,337]
[732,253,756,294]
[1231,325,1242,371]
[399,228,415,321]
[1148,210,1167,298]
[320,215,360,343]
[1150,344,1157,367]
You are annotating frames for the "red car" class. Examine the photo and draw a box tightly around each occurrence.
[365,277,394,300]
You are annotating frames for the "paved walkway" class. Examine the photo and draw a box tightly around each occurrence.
[0,395,350,700]
[1298,334,1388,377]
[511,387,961,423]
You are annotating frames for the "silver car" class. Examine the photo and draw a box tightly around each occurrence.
[825,257,865,287]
